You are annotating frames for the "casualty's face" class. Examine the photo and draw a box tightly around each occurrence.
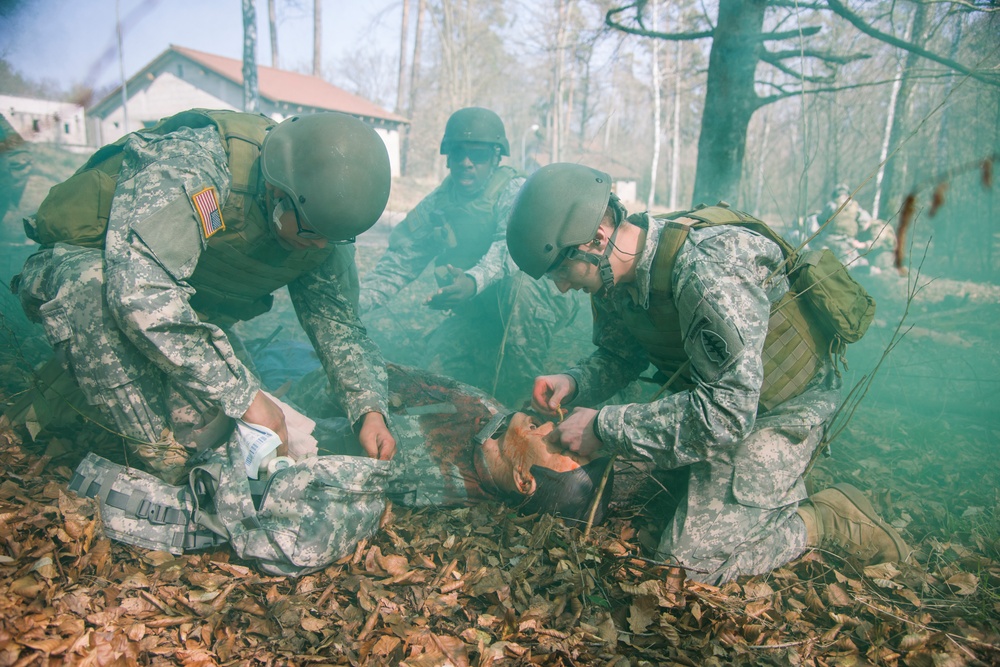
[474,412,584,495]
[446,141,498,196]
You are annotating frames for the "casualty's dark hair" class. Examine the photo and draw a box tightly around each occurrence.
[519,457,615,525]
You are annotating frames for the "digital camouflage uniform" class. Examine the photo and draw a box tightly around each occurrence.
[16,124,388,482]
[815,194,873,267]
[359,168,578,406]
[569,215,842,584]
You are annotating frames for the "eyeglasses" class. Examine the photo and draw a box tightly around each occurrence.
[448,145,496,165]
[286,198,325,240]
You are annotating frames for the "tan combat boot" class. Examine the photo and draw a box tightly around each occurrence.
[797,483,911,564]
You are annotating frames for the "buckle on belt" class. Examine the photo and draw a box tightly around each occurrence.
[136,499,171,524]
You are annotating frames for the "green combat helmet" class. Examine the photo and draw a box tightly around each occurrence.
[506,163,613,280]
[261,112,391,241]
[440,107,510,156]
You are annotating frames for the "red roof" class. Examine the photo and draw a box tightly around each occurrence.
[170,45,407,125]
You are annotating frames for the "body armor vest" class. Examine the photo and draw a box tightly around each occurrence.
[433,165,518,270]
[618,206,830,411]
[31,109,334,323]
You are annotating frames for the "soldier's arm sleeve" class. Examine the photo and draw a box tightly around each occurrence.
[464,176,525,293]
[102,135,260,420]
[358,196,440,313]
[290,246,390,425]
[564,293,651,406]
[594,229,778,470]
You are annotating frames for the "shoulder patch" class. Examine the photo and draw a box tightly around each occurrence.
[700,328,731,365]
[191,186,225,238]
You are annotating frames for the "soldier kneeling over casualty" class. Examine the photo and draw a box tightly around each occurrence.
[11,109,397,487]
[504,164,912,585]
[65,363,618,576]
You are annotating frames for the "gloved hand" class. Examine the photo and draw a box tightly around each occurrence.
[426,264,476,310]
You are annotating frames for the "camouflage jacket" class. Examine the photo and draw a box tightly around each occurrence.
[566,214,833,469]
[359,167,524,312]
[100,125,388,426]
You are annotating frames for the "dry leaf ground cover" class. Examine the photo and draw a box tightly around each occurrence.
[1,170,998,665]
[1,263,998,666]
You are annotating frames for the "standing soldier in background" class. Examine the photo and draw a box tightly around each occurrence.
[505,163,910,584]
[359,107,578,407]
[12,110,396,483]
[0,113,31,221]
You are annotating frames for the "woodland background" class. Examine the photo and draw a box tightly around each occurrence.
[0,0,998,665]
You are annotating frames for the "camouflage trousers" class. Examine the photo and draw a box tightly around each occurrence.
[424,271,580,408]
[656,376,841,584]
[15,244,233,483]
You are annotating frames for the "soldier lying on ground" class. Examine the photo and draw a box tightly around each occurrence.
[68,362,619,575]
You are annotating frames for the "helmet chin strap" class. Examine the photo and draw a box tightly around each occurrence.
[563,223,621,293]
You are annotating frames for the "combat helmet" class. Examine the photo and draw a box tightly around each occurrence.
[506,163,614,280]
[261,112,391,242]
[440,107,510,156]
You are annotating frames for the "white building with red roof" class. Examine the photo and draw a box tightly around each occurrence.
[88,45,409,175]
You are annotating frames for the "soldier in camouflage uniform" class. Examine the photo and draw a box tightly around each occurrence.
[14,110,396,484]
[505,164,911,584]
[814,183,874,267]
[359,108,578,407]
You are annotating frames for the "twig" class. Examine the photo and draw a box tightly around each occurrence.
[583,454,616,540]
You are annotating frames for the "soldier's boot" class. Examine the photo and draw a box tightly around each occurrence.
[797,483,911,565]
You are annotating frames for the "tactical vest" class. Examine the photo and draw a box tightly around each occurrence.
[619,206,831,412]
[433,165,518,270]
[29,109,334,323]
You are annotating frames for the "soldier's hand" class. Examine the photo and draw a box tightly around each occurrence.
[242,391,289,456]
[545,407,602,459]
[532,374,577,415]
[358,411,396,460]
[426,265,476,310]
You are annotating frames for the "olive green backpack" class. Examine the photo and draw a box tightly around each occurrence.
[664,204,876,346]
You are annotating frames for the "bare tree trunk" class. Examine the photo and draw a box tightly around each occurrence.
[753,108,770,215]
[669,40,681,210]
[397,0,410,114]
[647,0,661,209]
[691,0,767,206]
[408,0,425,115]
[875,1,928,219]
[313,0,322,78]
[268,0,279,68]
[552,0,568,163]
[242,0,260,112]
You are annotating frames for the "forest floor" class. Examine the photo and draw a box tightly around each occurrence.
[0,162,997,665]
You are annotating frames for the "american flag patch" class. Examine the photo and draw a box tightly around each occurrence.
[191,186,225,238]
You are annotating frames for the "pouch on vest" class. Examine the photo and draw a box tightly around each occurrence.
[190,435,392,577]
[788,249,875,344]
[69,453,226,554]
[27,165,120,248]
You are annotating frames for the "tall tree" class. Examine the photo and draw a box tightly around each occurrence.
[313,0,322,77]
[242,0,260,112]
[268,0,279,69]
[606,0,998,207]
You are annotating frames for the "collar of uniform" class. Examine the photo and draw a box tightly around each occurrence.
[627,212,663,310]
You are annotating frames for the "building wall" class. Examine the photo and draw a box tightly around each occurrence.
[91,73,237,146]
[0,94,87,149]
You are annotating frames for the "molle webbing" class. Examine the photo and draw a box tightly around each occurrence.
[69,453,226,553]
[629,207,828,410]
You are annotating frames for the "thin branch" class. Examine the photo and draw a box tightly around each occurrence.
[826,0,1000,87]
[605,5,713,41]
[764,47,870,64]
